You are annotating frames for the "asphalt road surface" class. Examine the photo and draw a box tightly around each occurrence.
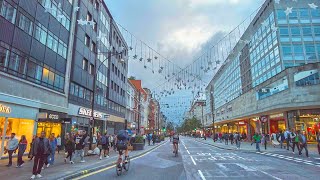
[75,137,320,180]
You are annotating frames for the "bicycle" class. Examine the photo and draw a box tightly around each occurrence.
[173,144,179,157]
[116,151,130,176]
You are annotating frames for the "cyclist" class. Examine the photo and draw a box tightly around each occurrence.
[115,130,129,168]
[172,133,179,154]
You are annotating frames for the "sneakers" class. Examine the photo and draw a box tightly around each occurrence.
[80,160,85,163]
[30,175,36,179]
[41,167,44,170]
[5,164,12,167]
[70,161,74,164]
[46,164,50,168]
[64,158,67,163]
[106,155,110,158]
[16,165,20,168]
[99,156,102,160]
[36,174,42,178]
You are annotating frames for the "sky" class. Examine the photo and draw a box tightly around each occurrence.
[105,0,265,124]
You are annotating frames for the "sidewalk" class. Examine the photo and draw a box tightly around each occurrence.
[194,138,320,158]
[0,141,167,180]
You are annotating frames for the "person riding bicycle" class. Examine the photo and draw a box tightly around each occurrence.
[115,130,129,168]
[172,133,179,154]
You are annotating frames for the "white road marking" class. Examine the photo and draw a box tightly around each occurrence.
[190,156,197,165]
[198,170,206,180]
[303,162,314,165]
[256,169,283,180]
[187,150,190,154]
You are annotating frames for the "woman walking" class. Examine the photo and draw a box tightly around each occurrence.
[17,135,28,167]
[47,133,57,167]
[56,135,62,154]
[28,135,36,161]
[64,135,75,164]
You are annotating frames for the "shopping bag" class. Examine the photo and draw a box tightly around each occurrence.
[127,145,133,151]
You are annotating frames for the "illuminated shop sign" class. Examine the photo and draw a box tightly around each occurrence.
[78,107,103,118]
[0,104,11,114]
[48,114,59,120]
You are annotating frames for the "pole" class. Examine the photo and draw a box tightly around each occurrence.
[137,91,141,134]
[89,50,98,150]
[210,90,215,137]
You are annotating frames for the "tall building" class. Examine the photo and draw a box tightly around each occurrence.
[207,0,320,141]
[67,0,128,135]
[125,79,138,130]
[0,0,74,158]
[189,100,206,125]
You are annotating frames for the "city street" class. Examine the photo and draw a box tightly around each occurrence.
[75,137,320,180]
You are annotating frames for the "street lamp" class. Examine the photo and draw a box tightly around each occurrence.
[89,47,125,149]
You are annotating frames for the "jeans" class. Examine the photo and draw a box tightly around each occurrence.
[225,139,228,145]
[286,138,290,150]
[280,140,284,149]
[75,149,84,161]
[256,142,260,151]
[236,140,241,148]
[299,143,309,157]
[292,142,300,152]
[66,150,73,161]
[8,150,14,165]
[17,150,25,166]
[33,155,46,175]
[48,151,55,165]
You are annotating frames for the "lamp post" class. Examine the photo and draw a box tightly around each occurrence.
[210,89,215,138]
[89,48,125,149]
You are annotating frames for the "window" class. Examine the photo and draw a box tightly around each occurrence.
[0,0,16,23]
[0,44,9,70]
[112,63,114,72]
[86,12,92,21]
[42,67,49,84]
[34,23,47,45]
[91,41,96,53]
[18,14,33,35]
[82,58,88,71]
[26,58,42,83]
[69,83,75,95]
[93,20,97,32]
[94,1,99,10]
[305,44,316,60]
[85,34,90,47]
[8,51,26,75]
[89,63,94,75]
[79,86,84,98]
[48,70,55,86]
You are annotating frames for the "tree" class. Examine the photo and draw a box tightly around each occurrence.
[128,76,136,80]
[166,122,174,132]
[178,117,202,133]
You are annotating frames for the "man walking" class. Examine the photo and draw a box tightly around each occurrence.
[298,130,309,158]
[74,131,85,163]
[290,129,300,154]
[6,133,18,167]
[30,131,51,179]
[284,129,291,150]
[253,133,261,152]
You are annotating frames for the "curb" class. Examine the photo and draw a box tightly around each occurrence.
[60,141,168,180]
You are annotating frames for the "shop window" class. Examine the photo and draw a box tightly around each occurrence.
[0,117,35,158]
[36,122,61,139]
[0,0,16,24]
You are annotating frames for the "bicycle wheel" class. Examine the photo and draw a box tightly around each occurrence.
[116,163,122,176]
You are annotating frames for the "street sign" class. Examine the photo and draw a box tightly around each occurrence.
[260,116,268,123]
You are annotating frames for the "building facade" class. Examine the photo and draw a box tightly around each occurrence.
[125,79,138,130]
[207,0,320,141]
[0,0,74,158]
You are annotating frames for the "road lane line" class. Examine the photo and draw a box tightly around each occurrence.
[256,169,283,180]
[198,170,206,180]
[187,150,190,154]
[190,156,197,165]
[73,141,168,179]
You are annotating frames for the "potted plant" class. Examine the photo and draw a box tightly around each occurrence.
[160,135,165,141]
[132,135,144,150]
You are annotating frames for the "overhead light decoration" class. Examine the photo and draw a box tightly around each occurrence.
[154,56,158,59]
[147,58,152,62]
[77,19,87,26]
[285,7,293,16]
[74,6,80,12]
[139,57,143,61]
[133,55,138,59]
[129,46,133,50]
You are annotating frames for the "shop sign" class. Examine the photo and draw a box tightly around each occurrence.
[269,113,284,119]
[78,107,103,118]
[260,116,268,123]
[48,114,59,120]
[0,104,11,114]
[238,121,245,125]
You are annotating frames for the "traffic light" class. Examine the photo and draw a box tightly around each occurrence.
[194,128,197,131]
[162,127,166,132]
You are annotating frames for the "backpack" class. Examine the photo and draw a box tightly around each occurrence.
[117,130,127,141]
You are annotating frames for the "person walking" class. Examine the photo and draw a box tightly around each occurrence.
[28,135,37,161]
[83,131,90,156]
[74,131,85,163]
[109,134,114,149]
[290,129,300,154]
[284,129,291,150]
[56,135,62,154]
[278,130,285,149]
[30,131,51,179]
[235,132,241,149]
[224,133,229,145]
[16,135,28,167]
[148,133,152,146]
[5,133,19,167]
[218,132,222,143]
[47,133,57,167]
[317,130,320,155]
[253,133,262,152]
[64,134,75,164]
[298,130,309,158]
[230,133,234,145]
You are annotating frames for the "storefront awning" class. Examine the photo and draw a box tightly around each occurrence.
[107,114,125,123]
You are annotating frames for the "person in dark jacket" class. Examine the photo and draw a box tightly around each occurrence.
[17,135,28,167]
[64,134,75,164]
[28,135,37,161]
[278,130,286,149]
[30,131,51,179]
[74,131,85,163]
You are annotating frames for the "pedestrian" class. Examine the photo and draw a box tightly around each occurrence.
[235,132,241,149]
[143,134,146,145]
[284,128,291,150]
[56,135,62,154]
[148,133,152,146]
[47,133,57,167]
[218,132,222,143]
[109,134,114,149]
[262,133,268,150]
[290,129,300,154]
[74,131,85,163]
[152,133,156,145]
[83,131,90,156]
[317,130,320,155]
[64,134,75,164]
[17,135,28,167]
[224,133,229,145]
[298,130,309,158]
[253,133,261,152]
[5,133,18,167]
[30,131,51,179]
[278,130,285,149]
[113,135,117,151]
[28,135,37,161]
[230,133,234,145]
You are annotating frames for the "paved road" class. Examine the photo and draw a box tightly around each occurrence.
[75,137,320,180]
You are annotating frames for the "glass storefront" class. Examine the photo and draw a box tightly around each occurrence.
[36,122,62,138]
[295,109,320,142]
[0,117,35,157]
